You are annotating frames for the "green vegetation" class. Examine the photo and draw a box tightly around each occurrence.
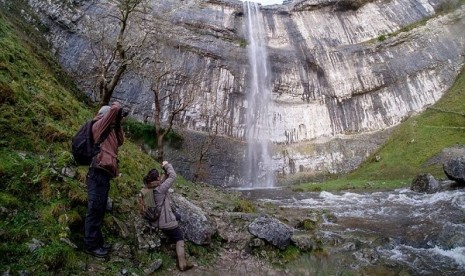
[0,6,183,274]
[124,118,184,149]
[233,198,256,213]
[377,35,386,42]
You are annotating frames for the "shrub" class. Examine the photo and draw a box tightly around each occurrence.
[233,199,256,213]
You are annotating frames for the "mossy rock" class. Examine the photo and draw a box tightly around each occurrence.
[233,199,256,213]
[297,218,317,231]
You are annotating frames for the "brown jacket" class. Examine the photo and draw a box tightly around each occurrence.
[154,163,178,230]
[91,101,125,178]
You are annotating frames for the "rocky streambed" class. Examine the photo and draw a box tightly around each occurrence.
[240,185,465,275]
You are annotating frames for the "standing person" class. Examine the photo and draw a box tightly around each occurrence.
[141,161,194,271]
[84,101,125,258]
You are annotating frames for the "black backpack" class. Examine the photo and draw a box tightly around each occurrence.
[71,120,111,165]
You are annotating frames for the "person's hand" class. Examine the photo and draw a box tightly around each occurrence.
[162,161,168,167]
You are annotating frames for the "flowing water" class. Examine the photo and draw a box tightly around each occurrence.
[243,1,275,188]
[243,187,465,275]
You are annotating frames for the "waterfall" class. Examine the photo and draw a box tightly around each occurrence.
[243,1,275,188]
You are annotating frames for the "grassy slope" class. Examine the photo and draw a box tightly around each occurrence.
[0,5,162,273]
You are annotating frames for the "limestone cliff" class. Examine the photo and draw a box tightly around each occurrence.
[19,0,465,185]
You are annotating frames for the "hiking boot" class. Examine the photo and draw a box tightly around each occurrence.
[84,247,109,258]
[102,243,112,250]
[176,240,194,271]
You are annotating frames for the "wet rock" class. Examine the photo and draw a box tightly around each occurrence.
[112,243,131,260]
[353,248,379,264]
[248,216,293,250]
[106,197,113,211]
[113,216,129,238]
[443,156,465,185]
[26,238,44,252]
[410,173,441,193]
[249,238,265,248]
[60,237,78,248]
[214,212,255,250]
[61,166,76,178]
[439,179,462,190]
[143,259,162,275]
[172,194,217,245]
[342,242,357,251]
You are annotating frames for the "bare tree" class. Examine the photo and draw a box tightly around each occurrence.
[191,114,224,183]
[148,57,201,162]
[85,0,150,105]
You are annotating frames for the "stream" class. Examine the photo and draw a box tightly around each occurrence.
[241,187,465,275]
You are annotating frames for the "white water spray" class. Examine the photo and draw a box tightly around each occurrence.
[243,1,275,188]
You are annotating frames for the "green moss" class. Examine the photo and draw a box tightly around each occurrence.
[233,199,256,213]
[278,245,301,263]
[33,240,78,269]
[0,192,20,208]
[298,219,317,231]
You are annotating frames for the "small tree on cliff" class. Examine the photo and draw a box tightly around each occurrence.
[185,97,230,183]
[85,0,150,105]
[190,113,227,183]
[148,58,201,162]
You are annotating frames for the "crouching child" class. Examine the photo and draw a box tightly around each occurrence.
[139,161,194,271]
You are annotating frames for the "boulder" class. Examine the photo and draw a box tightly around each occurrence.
[410,173,441,193]
[443,157,465,185]
[171,194,217,245]
[248,216,293,250]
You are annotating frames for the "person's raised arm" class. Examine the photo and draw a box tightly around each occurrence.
[93,101,122,140]
[157,162,176,194]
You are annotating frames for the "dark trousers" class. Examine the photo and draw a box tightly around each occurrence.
[84,168,111,250]
[162,227,184,243]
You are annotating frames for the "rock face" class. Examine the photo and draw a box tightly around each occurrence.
[19,0,465,185]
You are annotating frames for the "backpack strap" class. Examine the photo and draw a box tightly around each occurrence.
[94,121,113,146]
[91,120,113,158]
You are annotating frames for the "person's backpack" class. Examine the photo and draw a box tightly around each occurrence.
[139,188,164,223]
[71,120,111,165]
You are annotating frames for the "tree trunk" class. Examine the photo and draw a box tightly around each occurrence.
[156,132,164,163]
